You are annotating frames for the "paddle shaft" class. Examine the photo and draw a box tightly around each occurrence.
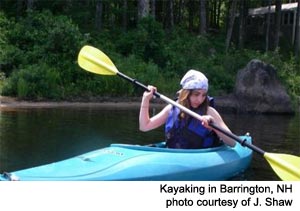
[118,72,195,110]
[209,123,265,154]
[117,72,161,98]
[117,71,266,154]
[118,71,212,112]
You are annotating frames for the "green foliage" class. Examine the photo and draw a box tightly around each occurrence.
[0,10,299,101]
[6,10,86,67]
[116,17,167,67]
[2,63,62,99]
[162,29,237,95]
[109,53,177,96]
[0,10,88,99]
[0,12,8,60]
[0,11,15,72]
[164,28,210,71]
[277,56,300,99]
[0,72,5,92]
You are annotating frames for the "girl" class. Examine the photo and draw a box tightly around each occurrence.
[139,69,236,149]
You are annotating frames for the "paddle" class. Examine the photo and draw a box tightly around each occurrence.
[78,45,300,181]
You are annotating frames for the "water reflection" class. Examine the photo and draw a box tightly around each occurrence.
[0,106,299,181]
[222,112,299,180]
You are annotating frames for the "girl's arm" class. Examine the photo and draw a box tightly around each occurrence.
[139,86,171,132]
[207,107,236,147]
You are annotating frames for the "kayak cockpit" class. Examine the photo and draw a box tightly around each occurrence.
[110,141,228,153]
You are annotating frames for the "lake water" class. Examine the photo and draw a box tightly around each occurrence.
[0,104,299,181]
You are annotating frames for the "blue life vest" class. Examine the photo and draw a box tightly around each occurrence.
[165,106,222,149]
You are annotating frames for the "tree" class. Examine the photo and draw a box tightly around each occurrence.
[188,0,195,32]
[150,0,156,18]
[216,0,222,29]
[27,0,34,10]
[210,0,222,30]
[274,0,282,50]
[238,0,246,49]
[225,0,237,52]
[177,0,185,24]
[165,0,174,30]
[199,0,207,35]
[17,0,24,18]
[209,0,216,29]
[265,0,271,52]
[138,0,150,20]
[122,0,128,31]
[295,0,300,58]
[95,0,103,31]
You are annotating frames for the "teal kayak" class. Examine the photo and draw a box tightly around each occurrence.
[0,135,252,181]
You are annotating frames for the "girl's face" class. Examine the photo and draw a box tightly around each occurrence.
[188,89,207,108]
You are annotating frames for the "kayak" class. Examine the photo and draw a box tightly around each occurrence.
[0,135,252,181]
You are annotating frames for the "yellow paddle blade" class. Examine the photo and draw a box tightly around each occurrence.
[78,45,118,75]
[264,152,300,181]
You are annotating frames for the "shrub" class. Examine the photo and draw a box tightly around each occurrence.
[2,63,62,99]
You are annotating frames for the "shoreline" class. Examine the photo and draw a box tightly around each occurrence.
[0,95,232,113]
[0,95,166,109]
[1,95,297,114]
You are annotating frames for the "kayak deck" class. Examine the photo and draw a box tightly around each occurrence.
[0,136,252,181]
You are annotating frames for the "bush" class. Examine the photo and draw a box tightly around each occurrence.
[0,72,5,92]
[278,56,300,99]
[2,63,62,99]
[7,10,86,68]
[1,10,89,99]
[116,17,167,67]
[1,11,299,101]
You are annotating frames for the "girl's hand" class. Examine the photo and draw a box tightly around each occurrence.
[143,85,157,101]
[201,115,213,129]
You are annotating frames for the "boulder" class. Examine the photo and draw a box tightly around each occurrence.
[216,59,294,114]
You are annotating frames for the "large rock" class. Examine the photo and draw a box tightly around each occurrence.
[216,59,294,114]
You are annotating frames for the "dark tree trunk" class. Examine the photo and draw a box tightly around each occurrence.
[138,0,150,20]
[150,0,156,18]
[199,0,207,35]
[122,0,128,31]
[274,0,282,50]
[238,0,246,49]
[95,0,103,31]
[225,0,237,52]
[26,0,34,10]
[216,0,221,28]
[166,0,174,30]
[177,0,184,24]
[212,0,216,28]
[188,0,195,32]
[265,0,271,52]
[17,0,24,18]
[294,0,300,58]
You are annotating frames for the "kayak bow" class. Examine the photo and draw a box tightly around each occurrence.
[0,135,252,181]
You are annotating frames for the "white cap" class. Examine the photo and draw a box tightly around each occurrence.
[180,69,208,90]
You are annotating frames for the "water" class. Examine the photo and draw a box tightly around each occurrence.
[0,105,299,181]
